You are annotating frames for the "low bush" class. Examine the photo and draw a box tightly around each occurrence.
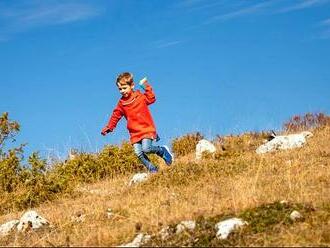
[214,132,269,156]
[171,132,204,158]
[283,112,330,132]
[0,112,152,213]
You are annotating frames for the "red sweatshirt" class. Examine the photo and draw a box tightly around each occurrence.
[106,83,157,144]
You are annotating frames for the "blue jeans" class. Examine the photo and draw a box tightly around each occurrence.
[133,138,163,172]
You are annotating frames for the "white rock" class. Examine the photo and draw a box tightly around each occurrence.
[170,192,178,200]
[120,233,151,247]
[256,131,313,154]
[176,220,196,234]
[196,139,217,160]
[17,210,49,232]
[159,226,171,240]
[0,220,19,237]
[290,210,303,221]
[107,208,113,219]
[129,173,149,186]
[215,218,248,240]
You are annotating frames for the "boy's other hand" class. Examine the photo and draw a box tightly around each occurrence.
[101,127,111,136]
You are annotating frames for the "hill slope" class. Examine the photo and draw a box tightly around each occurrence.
[0,126,329,246]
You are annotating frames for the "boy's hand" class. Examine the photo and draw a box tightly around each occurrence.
[101,127,111,136]
[139,77,148,90]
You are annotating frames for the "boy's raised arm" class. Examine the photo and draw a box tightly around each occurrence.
[143,82,156,105]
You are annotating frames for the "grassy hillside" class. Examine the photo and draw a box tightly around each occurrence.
[0,114,329,246]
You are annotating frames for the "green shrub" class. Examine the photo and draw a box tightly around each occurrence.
[0,112,24,193]
[0,112,20,153]
[171,132,204,158]
[0,149,23,193]
[214,132,269,155]
[98,142,145,176]
[52,141,146,185]
[0,112,156,212]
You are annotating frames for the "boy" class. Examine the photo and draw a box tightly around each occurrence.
[101,72,173,173]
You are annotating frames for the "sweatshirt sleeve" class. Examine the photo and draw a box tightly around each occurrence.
[107,104,124,131]
[143,82,156,105]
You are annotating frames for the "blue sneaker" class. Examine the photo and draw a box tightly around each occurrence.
[162,146,174,165]
[149,167,158,173]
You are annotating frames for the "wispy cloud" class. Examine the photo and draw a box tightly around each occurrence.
[176,0,330,25]
[278,0,330,13]
[320,18,330,26]
[203,1,273,24]
[174,0,228,12]
[318,18,330,39]
[172,0,330,42]
[0,1,104,41]
[153,40,184,49]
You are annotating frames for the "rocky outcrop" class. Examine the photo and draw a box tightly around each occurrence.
[0,210,49,237]
[256,131,313,154]
[0,220,19,237]
[215,218,248,239]
[17,210,49,232]
[128,173,149,186]
[175,220,196,234]
[119,233,151,247]
[196,139,217,160]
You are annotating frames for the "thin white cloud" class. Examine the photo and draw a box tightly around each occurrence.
[320,18,330,26]
[204,1,273,24]
[156,40,184,49]
[278,0,330,13]
[179,0,330,26]
[174,0,228,12]
[0,36,9,42]
[0,1,103,41]
[174,0,210,8]
[318,18,330,39]
[18,3,101,26]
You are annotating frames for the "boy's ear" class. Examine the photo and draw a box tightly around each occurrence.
[131,83,135,89]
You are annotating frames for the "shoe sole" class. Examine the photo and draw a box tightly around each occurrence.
[163,145,174,165]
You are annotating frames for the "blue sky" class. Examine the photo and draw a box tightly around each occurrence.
[0,0,329,160]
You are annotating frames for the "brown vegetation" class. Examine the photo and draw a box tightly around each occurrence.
[0,112,329,246]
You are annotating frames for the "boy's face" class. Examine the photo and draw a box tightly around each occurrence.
[117,82,134,98]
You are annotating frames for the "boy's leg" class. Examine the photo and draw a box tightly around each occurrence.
[141,138,163,156]
[133,142,158,173]
[141,139,174,165]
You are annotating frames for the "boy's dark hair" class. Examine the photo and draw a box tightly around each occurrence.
[116,72,134,86]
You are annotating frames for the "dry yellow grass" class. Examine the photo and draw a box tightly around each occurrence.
[0,126,329,246]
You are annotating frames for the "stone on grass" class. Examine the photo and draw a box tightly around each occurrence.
[120,233,151,247]
[129,173,149,186]
[290,210,303,221]
[256,131,313,154]
[196,139,217,160]
[17,210,49,232]
[106,208,113,219]
[159,226,171,240]
[215,218,248,240]
[176,220,196,234]
[0,220,19,237]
